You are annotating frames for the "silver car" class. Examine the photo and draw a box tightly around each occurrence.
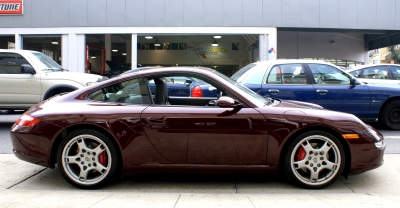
[345,64,400,85]
[0,49,106,112]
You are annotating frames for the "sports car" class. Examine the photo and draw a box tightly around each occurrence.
[10,66,385,189]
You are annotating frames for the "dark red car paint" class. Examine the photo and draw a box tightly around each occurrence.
[10,67,384,177]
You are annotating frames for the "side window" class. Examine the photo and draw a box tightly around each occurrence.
[0,53,29,74]
[308,64,351,85]
[87,77,151,104]
[389,66,400,80]
[348,69,362,78]
[266,64,306,84]
[361,66,389,79]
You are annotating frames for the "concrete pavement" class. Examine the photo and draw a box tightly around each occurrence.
[0,154,400,208]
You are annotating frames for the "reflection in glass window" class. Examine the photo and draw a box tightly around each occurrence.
[87,78,151,104]
[308,64,350,85]
[267,64,306,84]
[390,66,400,80]
[0,53,29,74]
[362,66,389,79]
[348,69,362,78]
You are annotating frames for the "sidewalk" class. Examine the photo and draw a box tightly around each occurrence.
[1,154,399,208]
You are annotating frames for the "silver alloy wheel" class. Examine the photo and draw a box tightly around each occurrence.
[290,135,341,186]
[61,134,112,186]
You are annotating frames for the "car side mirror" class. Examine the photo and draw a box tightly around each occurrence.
[350,77,359,85]
[21,64,35,74]
[185,79,193,86]
[217,96,242,108]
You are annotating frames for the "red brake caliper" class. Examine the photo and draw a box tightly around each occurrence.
[99,147,107,166]
[296,147,306,161]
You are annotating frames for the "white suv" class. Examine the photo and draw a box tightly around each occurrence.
[0,49,106,112]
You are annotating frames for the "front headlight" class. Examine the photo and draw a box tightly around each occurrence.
[374,140,385,149]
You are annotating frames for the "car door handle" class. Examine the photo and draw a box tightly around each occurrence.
[316,89,328,93]
[269,89,279,93]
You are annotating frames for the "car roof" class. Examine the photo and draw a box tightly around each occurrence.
[120,66,215,76]
[0,49,39,54]
[250,59,338,67]
[346,64,400,71]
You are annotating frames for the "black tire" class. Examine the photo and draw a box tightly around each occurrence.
[57,129,118,189]
[284,131,345,189]
[379,100,400,130]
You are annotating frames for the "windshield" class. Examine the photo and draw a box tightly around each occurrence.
[211,70,270,105]
[31,52,63,71]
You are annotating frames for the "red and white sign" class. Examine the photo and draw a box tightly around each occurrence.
[0,0,23,15]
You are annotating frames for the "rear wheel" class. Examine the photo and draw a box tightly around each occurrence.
[284,131,345,189]
[57,129,118,189]
[379,100,400,130]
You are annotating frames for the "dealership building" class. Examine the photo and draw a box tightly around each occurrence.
[1,0,400,76]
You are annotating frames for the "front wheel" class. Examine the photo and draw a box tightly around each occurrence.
[284,131,345,189]
[57,130,118,189]
[379,100,400,130]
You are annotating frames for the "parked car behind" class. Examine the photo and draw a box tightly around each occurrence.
[103,61,131,78]
[345,64,400,85]
[231,60,400,130]
[0,49,107,112]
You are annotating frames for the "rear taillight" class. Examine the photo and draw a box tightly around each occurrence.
[16,114,40,127]
[191,86,203,97]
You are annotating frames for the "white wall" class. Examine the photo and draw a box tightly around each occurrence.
[278,32,365,62]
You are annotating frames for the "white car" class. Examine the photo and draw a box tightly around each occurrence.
[0,49,106,112]
[345,64,400,85]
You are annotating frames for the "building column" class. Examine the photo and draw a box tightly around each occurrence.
[126,36,131,64]
[61,34,86,73]
[131,34,137,69]
[259,28,277,61]
[105,34,111,71]
[61,34,69,70]
[14,34,23,49]
[364,51,370,64]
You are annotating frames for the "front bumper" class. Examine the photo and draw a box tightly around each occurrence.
[349,146,385,174]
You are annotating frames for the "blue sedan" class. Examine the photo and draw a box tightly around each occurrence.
[231,60,400,130]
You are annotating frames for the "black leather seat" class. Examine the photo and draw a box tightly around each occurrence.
[154,78,170,105]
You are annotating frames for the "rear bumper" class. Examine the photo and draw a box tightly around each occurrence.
[10,123,61,168]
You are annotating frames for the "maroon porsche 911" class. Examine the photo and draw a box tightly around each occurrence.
[10,66,385,189]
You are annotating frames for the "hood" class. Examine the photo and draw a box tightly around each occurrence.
[41,71,105,84]
[275,99,324,110]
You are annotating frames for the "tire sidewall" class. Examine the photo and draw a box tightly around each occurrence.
[380,100,400,130]
[284,131,345,189]
[56,129,118,189]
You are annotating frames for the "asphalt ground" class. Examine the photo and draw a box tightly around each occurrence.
[0,154,399,207]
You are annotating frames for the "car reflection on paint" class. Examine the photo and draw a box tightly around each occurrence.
[10,66,385,189]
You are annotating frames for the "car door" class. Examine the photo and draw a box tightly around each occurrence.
[141,79,269,165]
[0,52,41,107]
[141,106,268,165]
[307,63,371,118]
[260,63,315,103]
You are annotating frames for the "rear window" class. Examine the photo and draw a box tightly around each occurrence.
[231,63,256,81]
